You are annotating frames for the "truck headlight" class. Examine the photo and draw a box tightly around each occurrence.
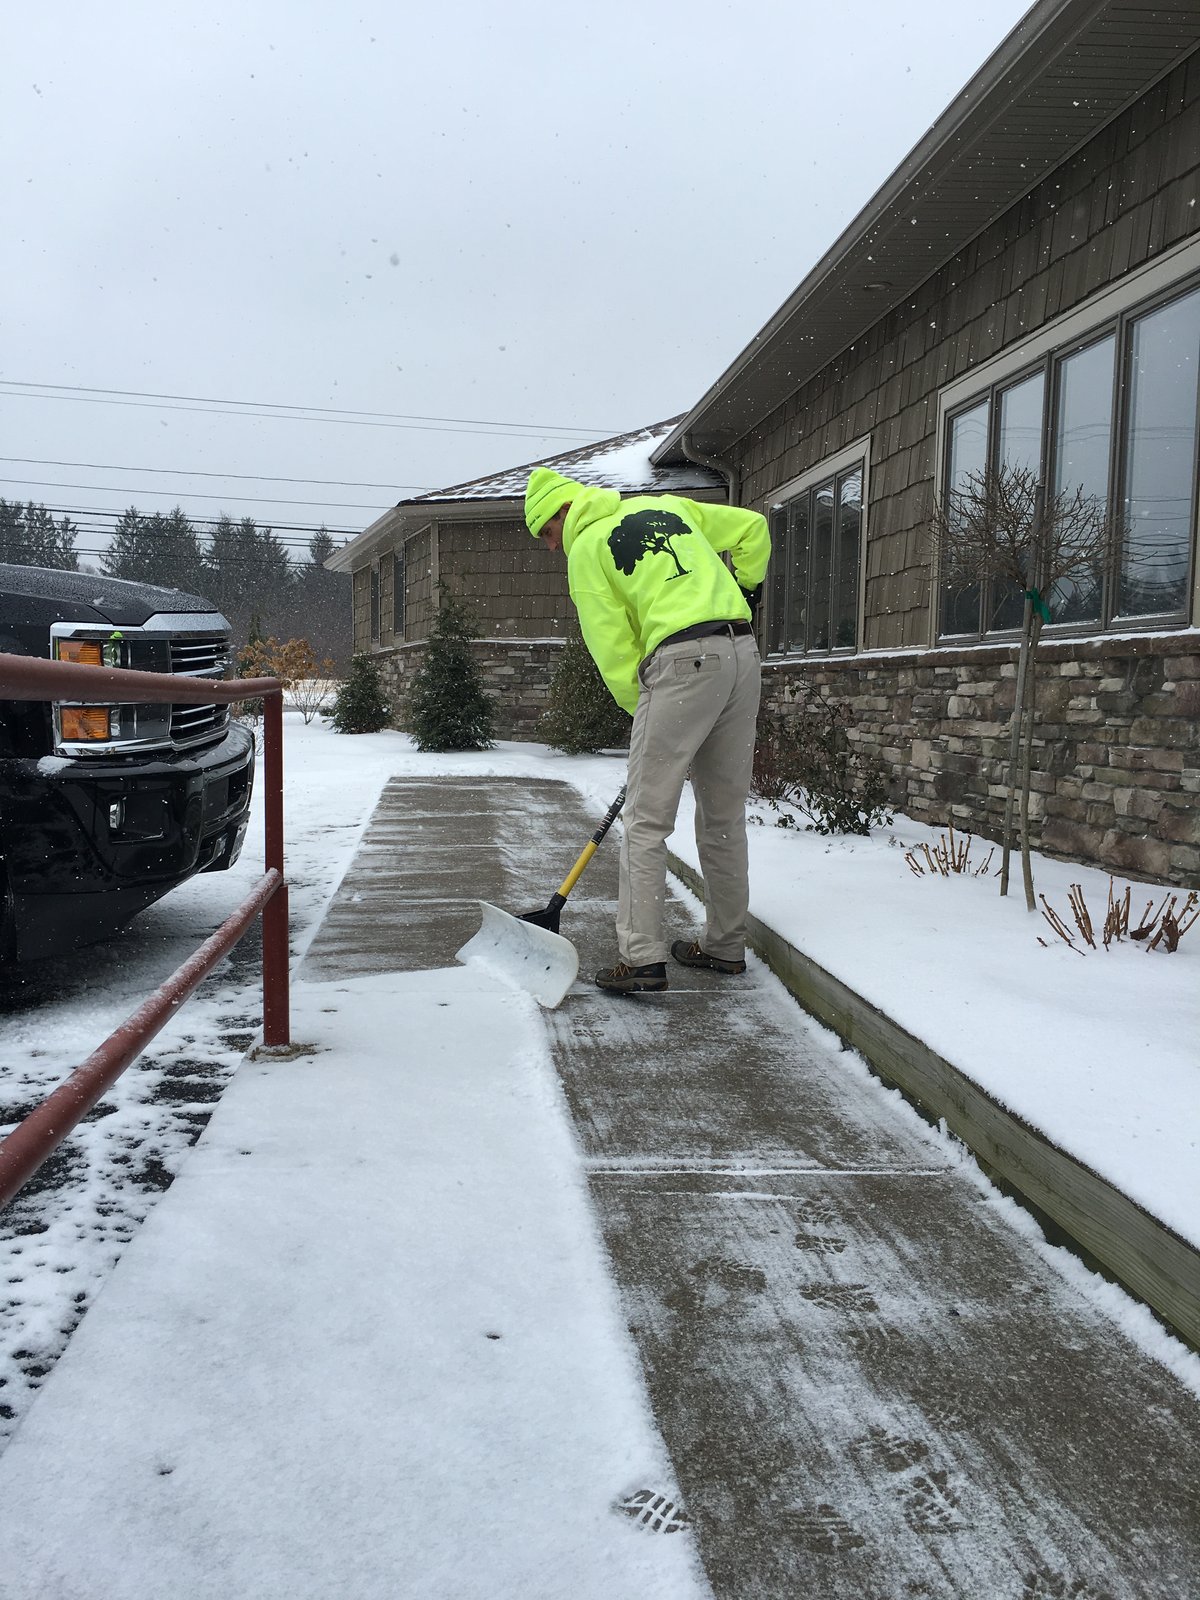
[55,639,104,666]
[60,706,120,741]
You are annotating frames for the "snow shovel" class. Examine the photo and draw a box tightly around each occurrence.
[455,787,625,1009]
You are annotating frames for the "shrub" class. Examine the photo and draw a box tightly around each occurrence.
[540,632,631,755]
[238,636,338,725]
[329,653,390,734]
[404,586,495,751]
[753,689,893,835]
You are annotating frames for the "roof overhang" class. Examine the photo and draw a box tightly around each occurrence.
[654,0,1200,465]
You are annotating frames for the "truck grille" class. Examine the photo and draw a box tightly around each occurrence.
[51,612,236,756]
[169,633,231,748]
[170,635,230,677]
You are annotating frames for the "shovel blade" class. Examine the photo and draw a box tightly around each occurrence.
[456,901,579,1009]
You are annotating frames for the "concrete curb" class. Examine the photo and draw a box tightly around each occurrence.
[667,850,1200,1352]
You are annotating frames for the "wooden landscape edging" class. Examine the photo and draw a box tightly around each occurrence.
[667,851,1200,1352]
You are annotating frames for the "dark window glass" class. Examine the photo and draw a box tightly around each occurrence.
[393,548,405,640]
[768,464,864,655]
[991,373,1045,629]
[787,495,810,652]
[833,469,861,649]
[1118,286,1200,617]
[370,563,380,644]
[809,484,834,650]
[940,400,988,634]
[1051,335,1114,624]
[767,507,787,654]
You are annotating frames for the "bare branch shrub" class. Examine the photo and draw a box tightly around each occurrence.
[1038,880,1199,954]
[904,826,994,878]
[752,693,893,835]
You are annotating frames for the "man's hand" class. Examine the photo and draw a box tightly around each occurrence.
[740,583,763,621]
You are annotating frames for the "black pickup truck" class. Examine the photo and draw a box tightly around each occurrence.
[0,564,255,964]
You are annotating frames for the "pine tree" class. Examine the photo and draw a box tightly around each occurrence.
[104,506,206,593]
[539,631,631,754]
[405,586,495,751]
[203,515,294,646]
[283,527,352,669]
[329,653,391,734]
[0,500,79,569]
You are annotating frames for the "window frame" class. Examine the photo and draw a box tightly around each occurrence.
[933,231,1200,643]
[763,436,869,660]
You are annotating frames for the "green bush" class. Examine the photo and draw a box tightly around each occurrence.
[753,689,893,835]
[540,632,631,755]
[405,587,495,751]
[329,653,390,734]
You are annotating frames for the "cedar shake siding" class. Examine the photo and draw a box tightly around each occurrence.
[738,51,1200,652]
[710,46,1200,888]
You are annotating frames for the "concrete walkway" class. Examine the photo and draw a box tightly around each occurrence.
[2,776,1199,1599]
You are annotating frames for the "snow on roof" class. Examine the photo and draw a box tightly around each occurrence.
[403,417,724,505]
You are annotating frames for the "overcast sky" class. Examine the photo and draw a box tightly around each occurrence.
[3,1,1034,567]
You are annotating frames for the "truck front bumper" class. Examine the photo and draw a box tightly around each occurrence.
[2,722,256,962]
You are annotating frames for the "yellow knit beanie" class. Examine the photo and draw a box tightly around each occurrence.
[524,468,581,538]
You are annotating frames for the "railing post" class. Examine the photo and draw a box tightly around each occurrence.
[262,691,290,1046]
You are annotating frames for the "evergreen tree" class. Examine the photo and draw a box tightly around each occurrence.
[203,515,294,646]
[539,631,631,755]
[104,506,206,594]
[329,653,391,734]
[405,586,495,751]
[283,527,352,669]
[0,500,79,569]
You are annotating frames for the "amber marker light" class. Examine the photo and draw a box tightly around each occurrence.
[60,707,114,741]
[55,639,104,666]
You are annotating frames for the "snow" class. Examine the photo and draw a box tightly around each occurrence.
[1,713,1198,1544]
[0,968,706,1599]
[681,799,1200,1253]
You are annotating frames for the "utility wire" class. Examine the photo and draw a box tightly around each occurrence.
[26,505,358,539]
[0,454,432,491]
[0,380,615,440]
[0,477,390,512]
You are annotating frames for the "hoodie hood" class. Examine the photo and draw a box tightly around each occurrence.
[561,485,622,556]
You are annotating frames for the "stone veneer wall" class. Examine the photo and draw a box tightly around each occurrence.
[374,637,565,741]
[762,634,1200,889]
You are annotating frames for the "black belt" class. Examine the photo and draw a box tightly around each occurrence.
[657,619,754,649]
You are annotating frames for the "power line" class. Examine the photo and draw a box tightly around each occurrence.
[0,476,390,513]
[0,380,615,440]
[22,504,359,539]
[1,388,584,439]
[0,454,433,491]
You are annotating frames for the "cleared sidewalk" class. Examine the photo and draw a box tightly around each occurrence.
[0,777,1198,1600]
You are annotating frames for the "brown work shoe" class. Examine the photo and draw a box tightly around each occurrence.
[595,961,668,995]
[670,940,746,975]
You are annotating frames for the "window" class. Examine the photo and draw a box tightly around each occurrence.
[369,561,380,645]
[938,277,1200,637]
[766,461,863,655]
[393,546,405,640]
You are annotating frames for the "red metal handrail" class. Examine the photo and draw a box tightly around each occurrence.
[0,652,290,1208]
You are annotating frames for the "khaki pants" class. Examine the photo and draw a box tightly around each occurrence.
[617,631,761,966]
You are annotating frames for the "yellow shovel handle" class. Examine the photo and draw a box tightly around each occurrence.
[556,839,598,898]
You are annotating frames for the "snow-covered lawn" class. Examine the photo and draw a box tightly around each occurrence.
[1,713,1197,1456]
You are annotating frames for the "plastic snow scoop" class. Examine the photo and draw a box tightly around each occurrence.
[454,787,626,1009]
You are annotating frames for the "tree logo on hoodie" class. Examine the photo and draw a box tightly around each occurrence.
[607,510,692,581]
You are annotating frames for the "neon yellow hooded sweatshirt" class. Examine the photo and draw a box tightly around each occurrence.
[560,485,770,714]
